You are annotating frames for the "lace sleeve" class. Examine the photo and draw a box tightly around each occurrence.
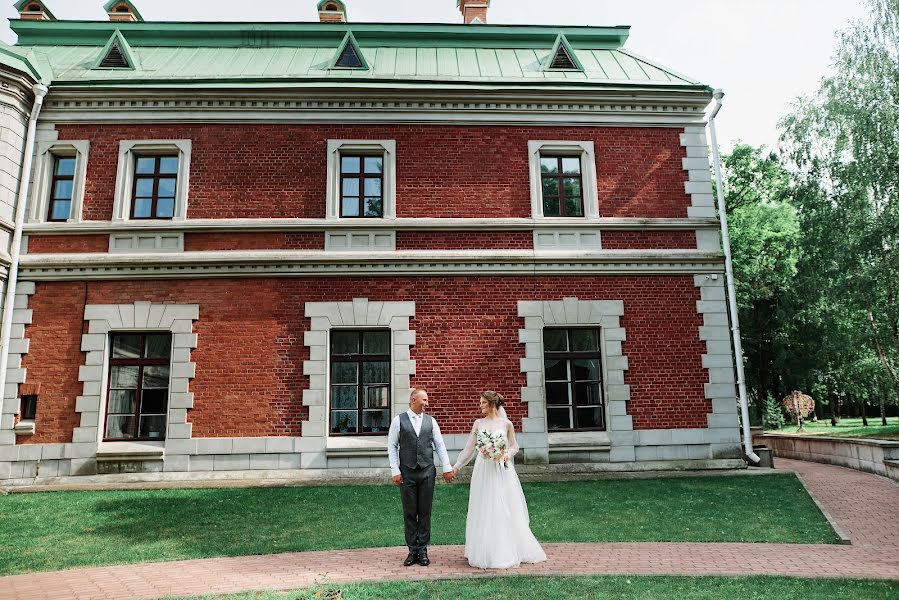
[453,421,479,470]
[506,419,519,459]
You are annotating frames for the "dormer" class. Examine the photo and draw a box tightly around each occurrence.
[104,0,143,22]
[318,0,347,23]
[15,0,56,21]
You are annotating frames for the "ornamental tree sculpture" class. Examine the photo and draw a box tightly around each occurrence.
[783,390,815,432]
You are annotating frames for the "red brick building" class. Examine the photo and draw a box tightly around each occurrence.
[0,0,744,482]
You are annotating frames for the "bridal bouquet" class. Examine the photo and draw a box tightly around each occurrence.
[476,430,509,468]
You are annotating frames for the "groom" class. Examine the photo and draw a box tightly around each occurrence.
[387,388,455,567]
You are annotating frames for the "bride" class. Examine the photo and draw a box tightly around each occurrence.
[452,391,547,569]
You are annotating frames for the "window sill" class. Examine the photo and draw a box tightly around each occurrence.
[548,431,610,451]
[326,435,388,458]
[96,441,165,462]
[14,420,35,436]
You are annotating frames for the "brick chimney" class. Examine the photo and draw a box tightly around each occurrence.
[458,0,489,24]
[318,0,347,23]
[15,0,55,20]
[105,0,143,22]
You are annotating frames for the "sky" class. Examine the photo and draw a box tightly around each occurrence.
[0,0,868,152]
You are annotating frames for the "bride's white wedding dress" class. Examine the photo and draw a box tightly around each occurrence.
[454,417,547,569]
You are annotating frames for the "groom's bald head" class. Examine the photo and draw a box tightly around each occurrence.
[410,388,429,413]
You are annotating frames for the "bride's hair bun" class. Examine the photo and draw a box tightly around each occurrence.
[481,390,505,407]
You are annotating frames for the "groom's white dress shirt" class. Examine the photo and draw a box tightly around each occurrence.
[387,409,454,477]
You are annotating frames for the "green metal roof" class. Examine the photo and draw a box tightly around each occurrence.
[9,20,706,90]
[0,41,48,82]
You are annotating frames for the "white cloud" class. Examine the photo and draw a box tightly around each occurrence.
[1,0,866,151]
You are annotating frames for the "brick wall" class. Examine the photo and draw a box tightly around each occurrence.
[56,124,691,221]
[183,232,324,251]
[395,231,532,250]
[19,275,710,444]
[602,231,697,250]
[27,234,109,254]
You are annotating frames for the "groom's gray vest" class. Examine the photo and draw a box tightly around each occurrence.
[398,412,434,469]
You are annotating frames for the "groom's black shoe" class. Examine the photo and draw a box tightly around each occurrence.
[418,548,430,566]
[403,550,419,567]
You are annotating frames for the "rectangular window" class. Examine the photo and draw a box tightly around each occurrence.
[330,329,390,435]
[131,155,179,220]
[339,154,383,218]
[543,328,604,431]
[105,333,172,441]
[20,395,37,420]
[539,155,584,217]
[47,156,76,222]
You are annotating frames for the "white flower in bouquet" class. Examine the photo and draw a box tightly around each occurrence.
[476,430,510,468]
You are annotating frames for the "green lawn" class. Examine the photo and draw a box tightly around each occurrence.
[171,576,899,600]
[775,417,899,440]
[0,473,838,576]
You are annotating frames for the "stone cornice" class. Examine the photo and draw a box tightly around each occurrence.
[19,249,724,280]
[23,217,719,235]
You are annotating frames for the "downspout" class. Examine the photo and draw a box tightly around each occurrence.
[707,89,760,464]
[0,83,48,429]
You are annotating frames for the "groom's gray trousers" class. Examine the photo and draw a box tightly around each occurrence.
[399,464,436,552]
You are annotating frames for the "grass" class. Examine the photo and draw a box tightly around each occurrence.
[774,417,899,440]
[0,473,839,576]
[169,576,899,600]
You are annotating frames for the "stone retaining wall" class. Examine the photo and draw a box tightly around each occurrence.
[754,432,899,481]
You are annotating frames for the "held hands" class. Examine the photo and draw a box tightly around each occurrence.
[392,474,403,485]
[442,470,456,483]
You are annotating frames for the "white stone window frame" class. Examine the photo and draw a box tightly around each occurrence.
[302,298,415,468]
[28,140,90,224]
[76,302,199,460]
[326,140,397,221]
[518,298,634,462]
[528,141,599,220]
[112,140,192,223]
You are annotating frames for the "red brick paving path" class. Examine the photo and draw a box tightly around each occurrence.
[1,459,897,599]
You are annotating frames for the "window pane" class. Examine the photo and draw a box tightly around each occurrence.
[543,329,567,352]
[112,335,142,358]
[133,197,152,218]
[110,365,139,389]
[21,396,37,420]
[364,197,383,217]
[140,388,168,414]
[540,157,559,173]
[571,329,599,352]
[159,157,179,174]
[139,415,167,439]
[547,407,571,430]
[142,365,170,389]
[576,382,602,406]
[53,179,73,200]
[544,358,568,381]
[341,156,361,174]
[50,200,71,221]
[55,157,76,176]
[341,196,360,217]
[331,362,357,384]
[145,335,172,359]
[136,157,156,174]
[135,178,154,198]
[543,196,561,217]
[562,157,581,174]
[362,330,390,354]
[331,331,359,355]
[331,385,358,409]
[156,197,175,218]
[363,361,389,385]
[363,409,390,432]
[106,415,135,439]
[342,178,360,197]
[158,178,177,198]
[573,359,600,381]
[331,410,358,433]
[364,385,389,408]
[364,156,383,174]
[364,178,381,197]
[565,195,584,217]
[545,381,571,405]
[541,177,559,199]
[563,178,582,199]
[108,389,137,414]
[577,406,602,429]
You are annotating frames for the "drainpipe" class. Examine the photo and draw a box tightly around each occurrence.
[707,89,760,464]
[0,83,48,430]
